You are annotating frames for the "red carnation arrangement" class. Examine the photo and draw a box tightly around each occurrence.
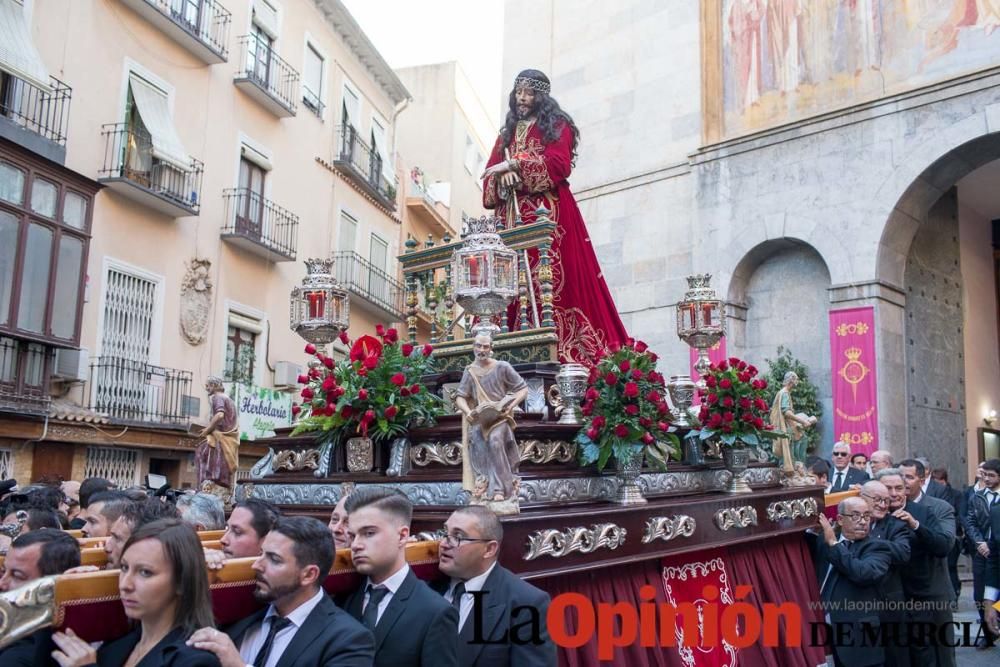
[693,356,775,449]
[291,325,444,443]
[575,338,679,471]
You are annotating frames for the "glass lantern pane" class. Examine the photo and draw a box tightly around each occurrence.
[305,290,326,319]
[466,252,489,287]
[494,255,515,289]
[702,303,719,327]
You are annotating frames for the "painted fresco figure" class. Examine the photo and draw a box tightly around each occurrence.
[196,376,240,493]
[769,371,817,481]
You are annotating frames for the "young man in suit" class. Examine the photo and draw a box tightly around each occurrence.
[983,500,1000,640]
[879,468,956,667]
[342,486,458,667]
[828,442,869,492]
[810,496,893,667]
[965,458,1000,648]
[188,516,374,666]
[436,506,555,666]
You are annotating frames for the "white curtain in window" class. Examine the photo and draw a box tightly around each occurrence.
[128,74,191,171]
[303,44,323,100]
[342,85,360,129]
[370,118,394,184]
[252,0,280,39]
[0,0,51,91]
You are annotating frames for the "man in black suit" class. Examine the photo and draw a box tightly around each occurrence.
[810,496,893,667]
[342,487,458,667]
[828,442,869,492]
[879,467,956,667]
[915,457,948,500]
[982,500,1000,639]
[435,506,555,666]
[861,479,912,667]
[188,516,374,667]
[966,458,1000,648]
[0,530,81,666]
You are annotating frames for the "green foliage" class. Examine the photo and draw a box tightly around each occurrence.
[575,340,680,472]
[764,346,823,454]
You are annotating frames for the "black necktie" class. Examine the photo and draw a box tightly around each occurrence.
[450,581,466,612]
[834,471,843,491]
[253,616,293,667]
[362,584,389,630]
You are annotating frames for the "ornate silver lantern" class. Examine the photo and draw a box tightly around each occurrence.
[289,258,350,346]
[676,274,725,390]
[451,216,518,337]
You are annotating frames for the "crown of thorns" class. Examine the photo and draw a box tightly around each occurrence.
[514,76,550,94]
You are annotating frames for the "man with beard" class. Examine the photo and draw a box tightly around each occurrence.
[878,467,955,667]
[861,479,912,666]
[481,69,627,363]
[196,376,240,491]
[342,486,458,667]
[188,516,373,666]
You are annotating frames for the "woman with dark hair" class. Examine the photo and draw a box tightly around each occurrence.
[482,69,628,364]
[50,519,221,667]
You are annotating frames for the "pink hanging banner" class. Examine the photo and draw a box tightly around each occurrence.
[829,307,879,456]
[690,336,727,406]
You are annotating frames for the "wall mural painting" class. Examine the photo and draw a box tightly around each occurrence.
[717,0,1000,139]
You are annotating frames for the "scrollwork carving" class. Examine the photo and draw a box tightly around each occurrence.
[714,505,758,531]
[766,497,818,522]
[524,523,627,561]
[641,515,697,544]
[519,440,576,464]
[411,441,463,466]
[272,449,321,472]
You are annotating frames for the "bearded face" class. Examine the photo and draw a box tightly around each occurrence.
[515,86,537,119]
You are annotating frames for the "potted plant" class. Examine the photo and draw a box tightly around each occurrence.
[575,338,679,504]
[291,325,444,472]
[690,357,774,493]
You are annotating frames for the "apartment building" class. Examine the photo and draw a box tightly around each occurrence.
[0,0,410,489]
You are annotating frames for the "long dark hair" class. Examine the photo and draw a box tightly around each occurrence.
[499,69,580,166]
[122,519,215,637]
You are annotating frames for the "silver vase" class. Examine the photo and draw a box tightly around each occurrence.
[667,374,696,428]
[722,445,752,493]
[553,362,589,425]
[613,449,647,505]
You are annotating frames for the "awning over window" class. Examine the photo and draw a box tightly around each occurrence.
[128,74,191,172]
[0,0,52,92]
[241,144,273,171]
[252,0,280,39]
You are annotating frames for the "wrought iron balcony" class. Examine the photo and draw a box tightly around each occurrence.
[120,0,231,64]
[234,33,298,117]
[98,123,203,217]
[0,74,72,164]
[331,251,405,321]
[87,356,192,427]
[334,124,397,210]
[221,188,298,262]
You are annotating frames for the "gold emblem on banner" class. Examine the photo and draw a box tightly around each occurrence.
[835,321,869,337]
[838,347,869,401]
[839,432,875,446]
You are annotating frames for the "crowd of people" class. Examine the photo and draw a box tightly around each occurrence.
[0,479,556,667]
[813,448,1000,667]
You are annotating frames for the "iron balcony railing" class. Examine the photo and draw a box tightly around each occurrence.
[99,122,204,213]
[236,33,299,114]
[302,85,323,117]
[221,188,298,260]
[336,124,396,208]
[87,356,192,426]
[0,74,72,146]
[331,251,405,318]
[143,0,231,59]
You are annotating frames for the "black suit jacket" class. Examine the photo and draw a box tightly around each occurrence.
[810,533,892,667]
[431,565,556,667]
[869,515,912,602]
[343,568,458,667]
[0,629,56,667]
[985,503,1000,593]
[898,500,953,601]
[225,593,374,667]
[925,479,949,500]
[92,627,220,667]
[828,465,868,492]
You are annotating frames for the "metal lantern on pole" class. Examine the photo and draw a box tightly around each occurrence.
[676,273,725,390]
[451,215,518,337]
[289,258,350,347]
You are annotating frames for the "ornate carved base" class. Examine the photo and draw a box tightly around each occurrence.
[474,496,521,515]
[780,463,819,488]
[200,481,234,509]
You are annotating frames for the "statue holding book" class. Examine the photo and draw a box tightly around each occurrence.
[455,334,529,515]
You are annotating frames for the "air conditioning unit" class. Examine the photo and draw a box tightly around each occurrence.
[273,361,304,388]
[52,347,88,382]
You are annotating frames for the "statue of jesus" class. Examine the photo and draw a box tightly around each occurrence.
[481,69,628,365]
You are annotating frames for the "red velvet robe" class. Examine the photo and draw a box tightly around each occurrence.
[483,120,628,364]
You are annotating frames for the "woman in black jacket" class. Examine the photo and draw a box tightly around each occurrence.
[51,518,221,667]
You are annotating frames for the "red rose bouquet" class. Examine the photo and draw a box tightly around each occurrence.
[575,338,679,471]
[291,325,443,443]
[693,356,774,448]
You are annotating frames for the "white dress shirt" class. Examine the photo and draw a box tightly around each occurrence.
[446,562,498,631]
[362,563,410,626]
[239,587,326,667]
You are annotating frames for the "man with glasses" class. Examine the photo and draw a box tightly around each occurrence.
[879,466,955,667]
[862,479,912,667]
[828,442,869,492]
[436,506,555,666]
[342,486,457,667]
[810,496,892,667]
[964,458,1000,648]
